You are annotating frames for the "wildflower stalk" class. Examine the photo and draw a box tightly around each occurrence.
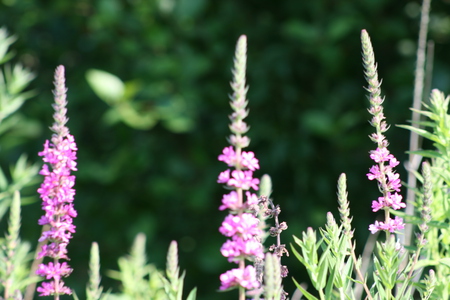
[398,89,450,297]
[256,194,288,299]
[263,253,282,300]
[24,225,50,300]
[361,30,405,239]
[337,173,373,300]
[35,65,78,298]
[2,191,21,299]
[86,242,103,300]
[166,241,179,284]
[405,0,432,246]
[217,35,263,299]
[422,269,436,300]
[165,240,184,298]
[407,161,432,280]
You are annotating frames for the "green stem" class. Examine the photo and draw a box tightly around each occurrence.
[384,208,391,241]
[239,286,245,300]
[350,241,374,300]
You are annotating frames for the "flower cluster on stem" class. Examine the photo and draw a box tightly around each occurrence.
[217,35,263,298]
[257,195,289,299]
[361,30,405,237]
[36,65,78,298]
[258,196,288,273]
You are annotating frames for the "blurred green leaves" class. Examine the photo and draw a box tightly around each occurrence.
[86,69,126,105]
[0,28,35,129]
[86,69,194,132]
[0,27,38,222]
[0,28,16,65]
[0,191,39,299]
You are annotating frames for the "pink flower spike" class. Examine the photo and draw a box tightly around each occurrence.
[218,36,263,295]
[36,65,77,297]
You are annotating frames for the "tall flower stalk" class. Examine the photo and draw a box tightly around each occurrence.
[361,30,405,239]
[35,65,78,298]
[217,35,263,300]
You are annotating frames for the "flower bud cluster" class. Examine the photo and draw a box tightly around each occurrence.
[258,196,288,276]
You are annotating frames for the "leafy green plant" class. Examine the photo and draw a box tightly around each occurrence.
[289,29,438,300]
[0,191,39,300]
[106,234,196,300]
[0,27,38,222]
[398,90,450,299]
[0,26,39,300]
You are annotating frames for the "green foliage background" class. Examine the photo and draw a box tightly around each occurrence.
[1,0,450,299]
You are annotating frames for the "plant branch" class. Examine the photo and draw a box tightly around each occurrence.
[404,0,432,246]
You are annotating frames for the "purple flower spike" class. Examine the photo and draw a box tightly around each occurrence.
[362,30,405,236]
[218,35,262,294]
[36,65,77,297]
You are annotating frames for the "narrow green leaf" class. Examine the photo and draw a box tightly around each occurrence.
[292,277,319,300]
[397,125,441,144]
[186,287,197,300]
[404,149,440,159]
[316,246,330,290]
[438,257,450,268]
[72,291,80,300]
[290,242,310,268]
[0,167,8,191]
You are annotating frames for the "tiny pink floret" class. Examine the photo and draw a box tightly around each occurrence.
[219,265,260,290]
[227,170,260,190]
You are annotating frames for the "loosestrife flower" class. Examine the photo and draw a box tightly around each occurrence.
[361,30,405,236]
[36,65,77,297]
[217,35,263,295]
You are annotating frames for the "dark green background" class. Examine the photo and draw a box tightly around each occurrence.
[1,0,449,299]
